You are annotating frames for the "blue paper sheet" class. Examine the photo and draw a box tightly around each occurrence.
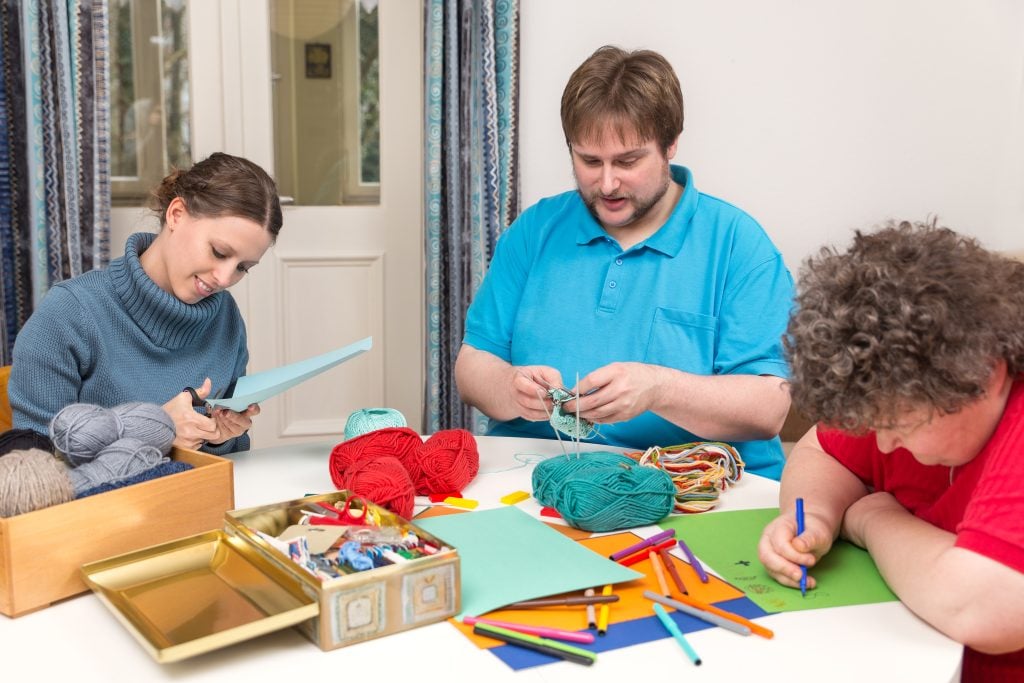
[206,336,372,411]
[489,596,770,670]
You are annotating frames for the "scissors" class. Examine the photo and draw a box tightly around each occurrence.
[182,384,230,415]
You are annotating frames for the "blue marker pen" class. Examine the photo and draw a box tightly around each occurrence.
[795,497,807,597]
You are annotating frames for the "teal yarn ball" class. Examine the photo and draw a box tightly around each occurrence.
[558,466,676,532]
[532,452,676,532]
[532,451,634,507]
[344,408,407,440]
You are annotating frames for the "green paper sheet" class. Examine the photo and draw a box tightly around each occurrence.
[416,506,642,618]
[659,508,897,612]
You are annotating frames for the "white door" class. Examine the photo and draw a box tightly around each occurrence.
[188,0,423,447]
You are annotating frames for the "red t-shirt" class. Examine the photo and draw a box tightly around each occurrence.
[817,379,1024,682]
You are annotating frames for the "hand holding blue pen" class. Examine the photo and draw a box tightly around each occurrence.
[795,497,808,597]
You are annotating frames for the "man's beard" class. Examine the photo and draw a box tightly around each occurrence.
[581,173,671,229]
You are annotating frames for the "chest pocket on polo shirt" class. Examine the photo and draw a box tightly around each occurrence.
[644,307,717,374]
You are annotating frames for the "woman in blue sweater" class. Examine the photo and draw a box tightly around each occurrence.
[9,152,283,453]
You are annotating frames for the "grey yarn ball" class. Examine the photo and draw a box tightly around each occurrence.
[0,448,75,517]
[68,437,169,496]
[112,402,176,456]
[49,403,124,466]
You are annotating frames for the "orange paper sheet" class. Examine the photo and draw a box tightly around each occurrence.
[450,531,744,648]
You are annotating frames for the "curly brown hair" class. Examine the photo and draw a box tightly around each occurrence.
[785,220,1024,432]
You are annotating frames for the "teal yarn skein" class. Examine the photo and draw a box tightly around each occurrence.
[532,451,634,507]
[532,452,676,532]
[557,466,675,532]
[344,408,408,440]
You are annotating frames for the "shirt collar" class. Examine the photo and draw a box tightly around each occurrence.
[575,165,697,258]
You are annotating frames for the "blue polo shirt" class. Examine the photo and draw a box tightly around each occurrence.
[463,165,793,479]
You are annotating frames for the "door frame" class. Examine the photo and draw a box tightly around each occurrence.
[187,0,425,442]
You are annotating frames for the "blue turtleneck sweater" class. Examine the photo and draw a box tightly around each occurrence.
[10,232,251,453]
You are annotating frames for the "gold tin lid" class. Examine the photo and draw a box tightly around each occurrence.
[81,529,319,663]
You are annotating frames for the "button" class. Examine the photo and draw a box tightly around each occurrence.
[609,281,617,288]
[615,258,623,266]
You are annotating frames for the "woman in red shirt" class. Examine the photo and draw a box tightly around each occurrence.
[759,220,1024,681]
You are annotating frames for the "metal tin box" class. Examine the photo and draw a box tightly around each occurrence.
[0,447,233,617]
[81,491,460,662]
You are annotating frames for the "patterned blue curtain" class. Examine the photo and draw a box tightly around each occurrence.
[0,0,111,364]
[424,0,519,433]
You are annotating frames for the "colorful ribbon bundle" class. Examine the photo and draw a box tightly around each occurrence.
[624,442,745,513]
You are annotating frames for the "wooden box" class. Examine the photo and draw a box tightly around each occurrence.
[0,448,233,617]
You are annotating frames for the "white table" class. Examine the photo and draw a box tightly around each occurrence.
[0,436,961,682]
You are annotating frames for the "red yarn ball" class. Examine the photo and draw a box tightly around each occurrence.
[411,429,479,495]
[337,455,415,519]
[329,427,422,488]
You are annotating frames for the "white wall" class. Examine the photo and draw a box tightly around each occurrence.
[520,0,1024,271]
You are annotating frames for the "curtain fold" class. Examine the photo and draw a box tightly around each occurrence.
[0,0,110,364]
[424,0,519,433]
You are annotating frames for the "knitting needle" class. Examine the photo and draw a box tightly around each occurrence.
[575,372,581,459]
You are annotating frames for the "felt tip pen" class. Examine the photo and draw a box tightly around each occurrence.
[643,590,752,636]
[462,616,595,644]
[668,591,775,639]
[652,603,702,666]
[618,538,677,566]
[503,594,619,609]
[676,538,710,583]
[609,528,676,561]
[597,585,612,636]
[472,623,596,666]
[584,588,597,629]
[796,497,808,597]
[658,546,688,595]
[649,550,671,597]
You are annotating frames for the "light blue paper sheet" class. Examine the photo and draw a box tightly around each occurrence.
[416,506,642,618]
[206,336,372,411]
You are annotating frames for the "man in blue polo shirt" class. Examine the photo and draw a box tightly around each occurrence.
[455,46,794,479]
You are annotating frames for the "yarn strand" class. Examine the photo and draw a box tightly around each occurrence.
[624,442,745,513]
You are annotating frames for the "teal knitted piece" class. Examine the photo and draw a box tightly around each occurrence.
[547,388,597,439]
[9,233,251,454]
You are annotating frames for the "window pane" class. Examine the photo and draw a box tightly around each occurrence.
[358,4,379,185]
[161,0,191,171]
[110,0,191,201]
[110,0,137,178]
[270,0,381,205]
